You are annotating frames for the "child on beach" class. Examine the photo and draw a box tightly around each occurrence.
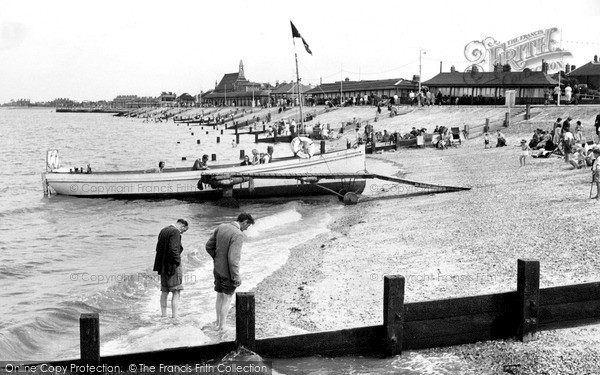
[484,133,490,149]
[519,139,530,167]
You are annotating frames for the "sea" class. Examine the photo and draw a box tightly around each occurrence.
[0,108,465,375]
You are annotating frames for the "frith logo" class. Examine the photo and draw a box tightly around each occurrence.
[464,27,572,72]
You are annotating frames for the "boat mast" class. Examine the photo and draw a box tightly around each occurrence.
[294,51,305,135]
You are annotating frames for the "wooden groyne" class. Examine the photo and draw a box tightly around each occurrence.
[37,258,600,368]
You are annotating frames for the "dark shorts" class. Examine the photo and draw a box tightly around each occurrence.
[214,269,236,295]
[160,267,183,293]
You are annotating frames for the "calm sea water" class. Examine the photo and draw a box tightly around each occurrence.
[0,108,460,375]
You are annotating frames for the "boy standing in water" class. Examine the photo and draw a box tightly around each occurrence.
[205,213,254,331]
[153,219,189,318]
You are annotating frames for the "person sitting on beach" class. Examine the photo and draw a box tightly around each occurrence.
[240,155,251,166]
[569,147,586,169]
[382,130,390,143]
[484,133,490,149]
[496,130,507,147]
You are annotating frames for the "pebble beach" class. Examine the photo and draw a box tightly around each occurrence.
[250,104,600,374]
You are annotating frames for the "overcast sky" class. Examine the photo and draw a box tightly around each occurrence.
[1,0,599,103]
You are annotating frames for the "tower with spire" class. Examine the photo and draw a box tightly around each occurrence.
[238,60,245,81]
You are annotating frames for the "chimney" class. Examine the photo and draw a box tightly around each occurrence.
[565,64,571,73]
[541,59,548,74]
[412,74,420,81]
[595,55,598,63]
[571,65,576,71]
[450,65,456,73]
[440,60,442,73]
[345,77,350,82]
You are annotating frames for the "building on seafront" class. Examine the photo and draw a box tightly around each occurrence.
[423,64,558,105]
[304,78,419,106]
[270,81,313,107]
[566,55,600,90]
[201,60,273,107]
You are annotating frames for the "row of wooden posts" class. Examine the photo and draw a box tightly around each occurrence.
[70,258,600,367]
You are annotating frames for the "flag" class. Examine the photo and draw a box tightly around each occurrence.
[290,21,312,55]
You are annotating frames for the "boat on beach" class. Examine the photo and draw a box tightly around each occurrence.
[42,146,367,200]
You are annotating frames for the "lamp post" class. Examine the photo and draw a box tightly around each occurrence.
[419,49,426,94]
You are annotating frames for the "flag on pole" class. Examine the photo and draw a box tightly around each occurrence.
[290,21,312,55]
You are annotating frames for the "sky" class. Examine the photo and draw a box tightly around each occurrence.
[1,0,600,103]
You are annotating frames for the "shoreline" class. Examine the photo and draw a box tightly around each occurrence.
[252,117,600,373]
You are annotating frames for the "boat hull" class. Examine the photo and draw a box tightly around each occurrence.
[43,148,367,200]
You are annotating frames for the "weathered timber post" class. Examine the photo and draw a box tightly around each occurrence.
[240,150,245,159]
[80,313,100,365]
[255,133,259,143]
[517,259,540,342]
[320,140,326,154]
[525,104,531,120]
[236,292,256,351]
[211,154,217,162]
[236,134,240,144]
[484,118,490,133]
[383,275,405,356]
[504,112,510,127]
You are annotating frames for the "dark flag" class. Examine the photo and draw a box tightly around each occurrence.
[290,21,312,55]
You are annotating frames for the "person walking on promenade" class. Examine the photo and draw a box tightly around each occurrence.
[153,219,189,318]
[205,213,254,331]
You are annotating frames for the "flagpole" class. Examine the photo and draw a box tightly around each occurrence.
[294,50,305,135]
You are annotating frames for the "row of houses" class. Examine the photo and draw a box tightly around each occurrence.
[114,56,600,108]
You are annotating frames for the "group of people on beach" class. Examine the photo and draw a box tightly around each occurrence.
[490,115,600,198]
[241,146,274,165]
[153,213,255,331]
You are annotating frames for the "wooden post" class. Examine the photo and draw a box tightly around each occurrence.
[484,118,490,133]
[525,104,531,120]
[383,275,404,357]
[217,136,220,143]
[236,292,255,351]
[504,112,510,127]
[517,259,540,342]
[236,134,240,144]
[211,154,217,161]
[254,133,259,143]
[320,140,326,154]
[80,313,100,365]
[240,150,245,159]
